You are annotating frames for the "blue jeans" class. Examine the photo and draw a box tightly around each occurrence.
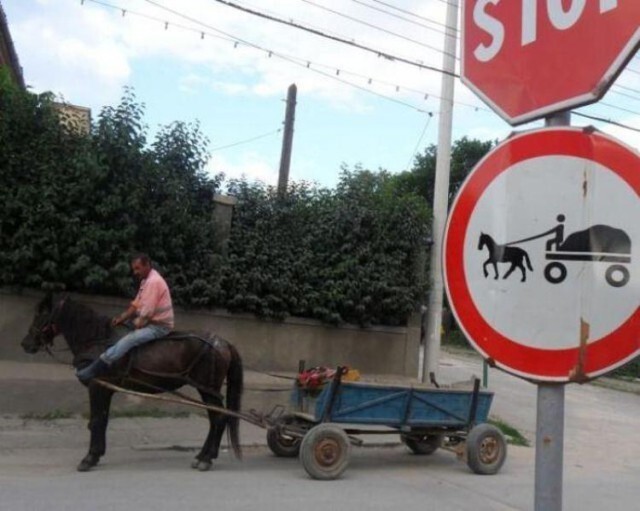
[101,324,171,365]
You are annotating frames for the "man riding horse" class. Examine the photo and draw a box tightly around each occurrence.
[76,253,174,383]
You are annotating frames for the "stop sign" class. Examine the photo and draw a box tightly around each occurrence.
[461,0,640,125]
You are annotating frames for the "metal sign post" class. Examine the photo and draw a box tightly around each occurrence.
[532,110,571,511]
[535,383,565,511]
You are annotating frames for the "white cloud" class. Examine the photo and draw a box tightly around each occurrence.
[211,152,279,186]
[179,73,209,94]
[9,0,460,112]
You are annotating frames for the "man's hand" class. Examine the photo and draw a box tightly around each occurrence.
[111,315,125,327]
[133,317,148,329]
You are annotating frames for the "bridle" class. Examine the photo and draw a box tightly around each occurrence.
[32,297,67,355]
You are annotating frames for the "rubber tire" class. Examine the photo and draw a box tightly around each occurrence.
[605,264,629,288]
[544,262,567,284]
[267,415,304,458]
[401,433,443,455]
[466,423,507,475]
[299,423,351,480]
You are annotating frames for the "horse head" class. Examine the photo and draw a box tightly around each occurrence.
[478,232,490,250]
[21,293,66,354]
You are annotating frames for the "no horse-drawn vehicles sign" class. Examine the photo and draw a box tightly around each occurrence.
[444,128,640,382]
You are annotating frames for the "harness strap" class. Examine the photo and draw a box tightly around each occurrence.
[120,335,225,400]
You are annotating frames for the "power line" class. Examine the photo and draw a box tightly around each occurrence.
[297,0,457,59]
[612,83,640,96]
[348,0,451,37]
[368,0,457,32]
[210,128,283,151]
[405,113,434,172]
[598,100,640,117]
[609,86,640,104]
[85,0,640,135]
[572,111,640,134]
[184,0,459,77]
[229,0,359,44]
[84,0,443,114]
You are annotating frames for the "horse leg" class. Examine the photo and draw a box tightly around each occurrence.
[519,262,527,282]
[482,259,491,278]
[78,383,113,472]
[191,390,225,472]
[503,262,517,280]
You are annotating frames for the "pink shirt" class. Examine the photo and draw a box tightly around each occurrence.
[131,269,174,328]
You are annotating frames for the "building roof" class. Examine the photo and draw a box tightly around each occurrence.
[0,2,25,89]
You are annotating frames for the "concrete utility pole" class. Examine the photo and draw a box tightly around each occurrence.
[422,0,459,382]
[277,83,297,197]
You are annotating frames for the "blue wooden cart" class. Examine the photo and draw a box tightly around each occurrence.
[266,367,507,480]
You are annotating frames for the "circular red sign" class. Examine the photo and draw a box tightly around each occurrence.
[444,128,640,382]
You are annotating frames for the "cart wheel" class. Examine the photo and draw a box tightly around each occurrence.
[401,433,443,455]
[605,264,629,288]
[267,414,308,458]
[300,423,351,480]
[466,423,507,475]
[544,262,567,284]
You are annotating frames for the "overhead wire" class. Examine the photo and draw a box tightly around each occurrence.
[228,0,359,45]
[404,112,434,172]
[84,0,449,114]
[572,111,640,134]
[180,0,460,77]
[86,0,640,134]
[297,0,457,59]
[210,128,283,152]
[347,0,451,37]
[367,0,457,32]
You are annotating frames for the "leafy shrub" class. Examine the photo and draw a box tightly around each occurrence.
[0,78,429,326]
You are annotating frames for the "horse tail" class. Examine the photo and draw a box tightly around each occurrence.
[524,252,533,271]
[226,342,244,459]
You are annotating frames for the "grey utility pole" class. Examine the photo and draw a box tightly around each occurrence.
[422,0,458,382]
[277,83,297,197]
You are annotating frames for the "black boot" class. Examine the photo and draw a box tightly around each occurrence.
[76,358,110,384]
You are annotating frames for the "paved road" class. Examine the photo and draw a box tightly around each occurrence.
[0,350,638,510]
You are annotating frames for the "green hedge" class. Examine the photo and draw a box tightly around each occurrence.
[0,77,429,326]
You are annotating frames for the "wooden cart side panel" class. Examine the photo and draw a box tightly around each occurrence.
[313,383,494,427]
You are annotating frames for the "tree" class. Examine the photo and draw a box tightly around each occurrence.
[392,137,495,206]
[221,168,430,326]
[0,81,431,326]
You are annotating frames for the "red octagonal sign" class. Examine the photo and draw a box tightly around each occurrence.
[462,1,640,125]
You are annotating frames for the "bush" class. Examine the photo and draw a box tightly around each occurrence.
[0,80,429,326]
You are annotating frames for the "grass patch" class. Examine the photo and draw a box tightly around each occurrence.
[21,410,75,420]
[82,407,192,419]
[489,417,530,447]
[609,356,640,380]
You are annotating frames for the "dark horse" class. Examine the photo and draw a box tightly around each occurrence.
[21,293,243,472]
[478,233,533,282]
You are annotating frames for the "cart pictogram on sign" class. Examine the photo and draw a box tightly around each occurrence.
[478,216,631,287]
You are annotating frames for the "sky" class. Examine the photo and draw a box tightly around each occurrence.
[5,0,640,188]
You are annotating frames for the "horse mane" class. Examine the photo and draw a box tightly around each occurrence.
[58,298,115,356]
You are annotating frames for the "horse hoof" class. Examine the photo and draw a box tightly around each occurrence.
[77,454,99,472]
[194,460,212,472]
[191,458,200,469]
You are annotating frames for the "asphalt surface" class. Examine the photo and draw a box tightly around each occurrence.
[1,349,639,510]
